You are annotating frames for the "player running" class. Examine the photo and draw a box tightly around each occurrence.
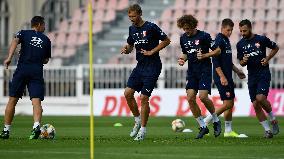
[203,19,246,137]
[0,16,51,139]
[177,15,221,139]
[237,19,279,138]
[121,4,171,141]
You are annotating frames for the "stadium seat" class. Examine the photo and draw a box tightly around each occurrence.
[66,33,78,46]
[47,32,56,44]
[55,32,67,46]
[254,9,266,21]
[107,0,117,10]
[160,21,171,33]
[266,9,278,21]
[58,20,69,32]
[278,9,284,20]
[93,21,103,33]
[161,8,172,21]
[197,0,208,9]
[105,10,116,22]
[117,0,128,10]
[77,33,88,45]
[243,0,255,9]
[175,0,185,8]
[174,9,184,20]
[95,0,106,10]
[242,9,254,19]
[267,0,278,9]
[186,0,197,9]
[207,9,218,21]
[208,0,220,9]
[255,0,266,9]
[81,20,89,33]
[220,0,231,9]
[278,21,284,32]
[69,21,80,33]
[72,9,83,22]
[53,47,65,57]
[206,21,218,32]
[65,47,76,57]
[198,20,206,30]
[196,10,207,21]
[253,21,265,33]
[231,9,242,20]
[231,0,242,9]
[170,33,181,46]
[230,33,240,45]
[265,21,277,33]
[219,9,231,21]
[94,9,104,21]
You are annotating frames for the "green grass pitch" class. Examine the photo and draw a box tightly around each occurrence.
[0,116,283,159]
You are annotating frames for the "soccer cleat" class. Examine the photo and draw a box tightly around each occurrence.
[224,131,239,138]
[29,126,41,139]
[195,127,209,139]
[213,121,222,137]
[270,120,279,135]
[134,129,146,141]
[130,122,141,137]
[0,130,9,139]
[264,130,273,138]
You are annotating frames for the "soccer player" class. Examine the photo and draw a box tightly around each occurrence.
[203,19,246,137]
[177,15,221,139]
[0,16,51,139]
[237,19,279,138]
[120,4,170,141]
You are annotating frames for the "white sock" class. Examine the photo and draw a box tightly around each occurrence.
[33,122,40,129]
[140,126,146,133]
[4,125,11,132]
[268,111,276,121]
[196,116,206,128]
[211,113,219,123]
[204,114,213,125]
[225,121,232,133]
[260,120,271,131]
[134,116,141,123]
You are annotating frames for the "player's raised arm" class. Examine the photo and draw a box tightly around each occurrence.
[4,37,20,69]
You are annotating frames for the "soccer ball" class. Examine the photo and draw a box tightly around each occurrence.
[40,124,56,139]
[171,119,185,132]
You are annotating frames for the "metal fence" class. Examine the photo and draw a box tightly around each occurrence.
[0,64,283,97]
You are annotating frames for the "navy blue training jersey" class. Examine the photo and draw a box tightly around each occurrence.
[212,33,233,82]
[237,34,277,74]
[180,30,213,71]
[127,21,167,65]
[16,30,51,65]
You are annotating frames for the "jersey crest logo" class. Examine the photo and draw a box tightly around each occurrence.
[255,42,260,48]
[30,37,43,48]
[195,40,199,45]
[226,92,231,97]
[143,31,147,37]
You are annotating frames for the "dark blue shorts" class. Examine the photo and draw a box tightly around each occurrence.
[248,71,271,102]
[9,66,44,101]
[215,80,235,100]
[186,70,212,94]
[127,66,161,97]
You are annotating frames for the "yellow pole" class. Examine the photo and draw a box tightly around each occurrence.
[88,0,94,159]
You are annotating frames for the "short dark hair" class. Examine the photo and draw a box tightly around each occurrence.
[222,18,234,27]
[239,19,252,28]
[31,16,45,27]
[177,15,198,29]
[128,4,142,15]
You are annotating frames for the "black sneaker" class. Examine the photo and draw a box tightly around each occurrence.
[195,127,209,139]
[29,126,41,139]
[0,130,9,139]
[213,121,222,137]
[264,130,273,138]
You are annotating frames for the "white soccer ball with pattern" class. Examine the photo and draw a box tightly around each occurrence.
[171,119,185,132]
[40,124,56,139]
